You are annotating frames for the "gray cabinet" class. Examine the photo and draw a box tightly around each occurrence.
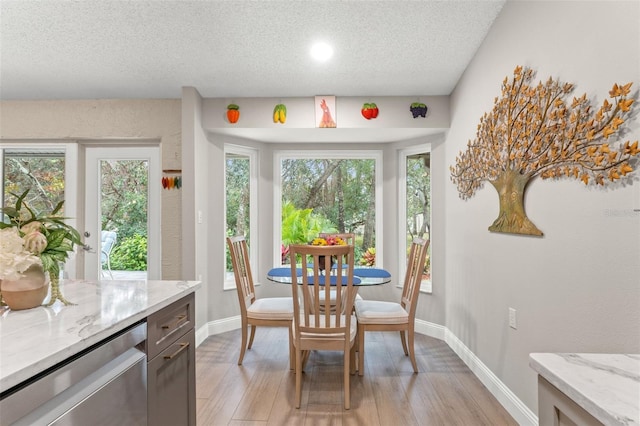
[147,293,196,426]
[538,376,602,426]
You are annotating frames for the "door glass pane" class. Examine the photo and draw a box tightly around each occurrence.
[100,159,148,280]
[406,152,431,285]
[3,148,65,216]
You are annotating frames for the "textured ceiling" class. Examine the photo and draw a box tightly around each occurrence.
[0,0,506,101]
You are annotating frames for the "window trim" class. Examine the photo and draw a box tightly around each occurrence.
[273,149,383,267]
[398,144,432,293]
[224,144,258,290]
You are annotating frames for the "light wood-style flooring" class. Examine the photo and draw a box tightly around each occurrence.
[196,327,518,425]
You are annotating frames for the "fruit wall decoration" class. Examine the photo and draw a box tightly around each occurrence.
[361,103,379,120]
[162,169,182,190]
[450,66,639,236]
[410,102,428,118]
[273,103,287,124]
[227,104,240,123]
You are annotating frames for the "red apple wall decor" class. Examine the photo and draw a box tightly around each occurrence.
[361,103,379,120]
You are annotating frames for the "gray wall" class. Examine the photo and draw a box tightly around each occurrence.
[441,0,640,413]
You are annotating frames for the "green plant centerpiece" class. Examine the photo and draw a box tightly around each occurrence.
[0,190,84,306]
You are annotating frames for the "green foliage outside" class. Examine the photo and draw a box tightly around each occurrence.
[100,160,148,242]
[3,151,150,273]
[110,234,147,271]
[3,152,66,216]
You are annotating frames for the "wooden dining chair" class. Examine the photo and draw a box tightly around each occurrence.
[226,236,294,367]
[289,243,358,410]
[354,237,429,375]
[317,233,361,311]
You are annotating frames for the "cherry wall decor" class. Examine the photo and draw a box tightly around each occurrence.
[450,66,639,236]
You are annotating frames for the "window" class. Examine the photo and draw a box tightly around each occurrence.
[224,145,257,289]
[1,143,79,276]
[2,148,66,215]
[275,150,383,267]
[399,146,431,292]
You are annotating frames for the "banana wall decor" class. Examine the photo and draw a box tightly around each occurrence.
[273,103,287,124]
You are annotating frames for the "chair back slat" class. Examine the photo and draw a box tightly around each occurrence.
[226,236,256,313]
[401,238,430,318]
[290,244,355,348]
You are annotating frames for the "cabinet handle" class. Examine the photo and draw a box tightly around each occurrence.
[161,314,187,330]
[164,342,189,360]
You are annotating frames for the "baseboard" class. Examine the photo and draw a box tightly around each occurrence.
[195,315,241,347]
[414,318,446,340]
[444,328,538,426]
[195,316,537,425]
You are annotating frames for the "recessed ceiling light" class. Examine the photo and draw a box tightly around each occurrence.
[310,42,333,62]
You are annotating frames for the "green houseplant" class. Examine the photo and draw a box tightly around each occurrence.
[0,190,84,306]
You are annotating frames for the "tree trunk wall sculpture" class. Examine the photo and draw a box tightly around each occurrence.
[450,66,639,236]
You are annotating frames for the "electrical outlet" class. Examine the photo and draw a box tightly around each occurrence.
[509,308,517,329]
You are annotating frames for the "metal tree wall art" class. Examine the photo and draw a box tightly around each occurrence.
[450,66,639,236]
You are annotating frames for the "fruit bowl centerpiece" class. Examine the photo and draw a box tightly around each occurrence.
[310,236,347,273]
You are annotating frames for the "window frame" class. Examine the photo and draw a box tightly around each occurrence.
[273,149,384,267]
[224,144,258,290]
[398,144,432,293]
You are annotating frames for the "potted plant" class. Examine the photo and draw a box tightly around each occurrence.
[0,189,84,308]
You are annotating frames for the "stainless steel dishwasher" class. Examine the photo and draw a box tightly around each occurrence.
[0,322,147,426]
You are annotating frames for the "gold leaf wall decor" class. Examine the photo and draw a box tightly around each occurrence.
[450,66,639,236]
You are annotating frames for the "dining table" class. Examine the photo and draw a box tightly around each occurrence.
[266,266,391,286]
[267,266,391,313]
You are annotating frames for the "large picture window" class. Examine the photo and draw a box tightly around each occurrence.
[275,151,383,267]
[224,145,257,288]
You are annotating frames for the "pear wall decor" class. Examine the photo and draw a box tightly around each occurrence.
[450,66,639,236]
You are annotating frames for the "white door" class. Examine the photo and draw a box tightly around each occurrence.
[84,146,160,280]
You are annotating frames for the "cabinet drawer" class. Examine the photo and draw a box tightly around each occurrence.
[147,293,194,359]
[148,328,196,426]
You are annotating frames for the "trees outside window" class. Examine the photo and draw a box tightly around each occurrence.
[3,149,66,217]
[400,146,431,292]
[277,151,382,266]
[225,146,257,287]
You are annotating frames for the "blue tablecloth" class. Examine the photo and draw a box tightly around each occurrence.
[267,267,389,285]
[352,268,391,278]
[267,267,304,277]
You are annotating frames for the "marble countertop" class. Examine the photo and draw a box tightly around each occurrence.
[530,353,640,426]
[0,279,200,393]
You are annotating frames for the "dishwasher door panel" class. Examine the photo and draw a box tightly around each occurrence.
[1,323,147,426]
[51,350,147,425]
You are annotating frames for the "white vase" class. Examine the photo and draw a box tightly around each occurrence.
[1,264,49,310]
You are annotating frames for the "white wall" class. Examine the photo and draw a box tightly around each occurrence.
[442,0,640,415]
[0,99,184,280]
